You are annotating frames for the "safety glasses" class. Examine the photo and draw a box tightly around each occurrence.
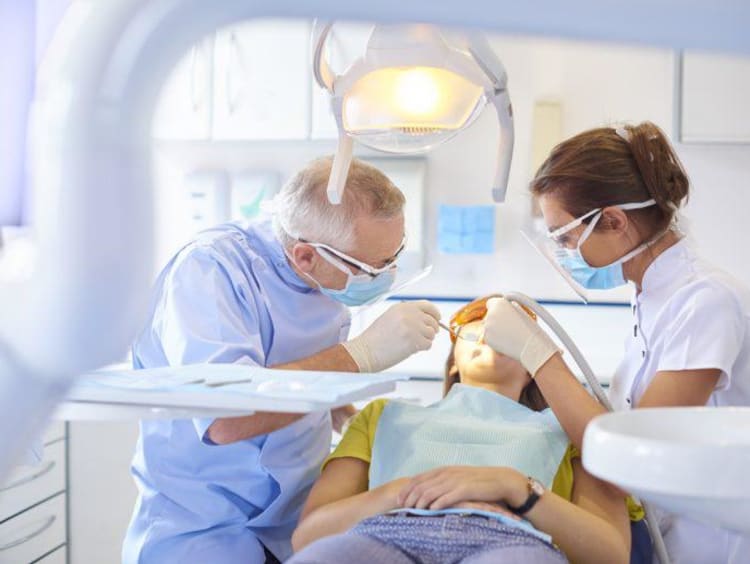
[448,294,537,343]
[301,235,407,278]
[544,199,658,249]
[545,208,601,248]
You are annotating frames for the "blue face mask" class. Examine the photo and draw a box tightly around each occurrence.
[552,200,664,290]
[290,245,398,307]
[318,270,396,307]
[555,249,627,290]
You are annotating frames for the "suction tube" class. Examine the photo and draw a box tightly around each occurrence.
[503,292,671,564]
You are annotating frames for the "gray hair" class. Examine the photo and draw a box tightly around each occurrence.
[273,156,406,250]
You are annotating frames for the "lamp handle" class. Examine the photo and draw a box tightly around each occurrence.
[489,88,514,202]
[311,20,335,90]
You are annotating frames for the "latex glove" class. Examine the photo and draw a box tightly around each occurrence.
[343,300,440,373]
[484,297,560,377]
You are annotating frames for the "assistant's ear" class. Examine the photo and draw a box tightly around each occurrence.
[290,243,317,273]
[599,206,630,234]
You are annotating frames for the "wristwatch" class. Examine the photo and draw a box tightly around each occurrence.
[507,476,545,516]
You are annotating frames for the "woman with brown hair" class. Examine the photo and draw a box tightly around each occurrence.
[484,121,750,563]
[287,296,638,564]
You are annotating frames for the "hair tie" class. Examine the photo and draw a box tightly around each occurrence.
[615,126,631,142]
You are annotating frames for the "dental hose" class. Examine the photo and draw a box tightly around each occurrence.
[503,292,671,564]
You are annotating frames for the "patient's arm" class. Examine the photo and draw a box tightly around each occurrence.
[399,463,630,564]
[526,459,630,564]
[291,457,408,552]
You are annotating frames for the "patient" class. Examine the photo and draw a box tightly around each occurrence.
[289,296,639,564]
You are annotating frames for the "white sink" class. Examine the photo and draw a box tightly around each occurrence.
[583,407,750,534]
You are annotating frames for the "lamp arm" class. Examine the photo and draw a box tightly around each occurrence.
[467,34,507,89]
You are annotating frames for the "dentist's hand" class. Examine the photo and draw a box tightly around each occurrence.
[484,297,560,377]
[343,300,440,373]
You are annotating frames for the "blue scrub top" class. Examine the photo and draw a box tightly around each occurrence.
[122,220,350,564]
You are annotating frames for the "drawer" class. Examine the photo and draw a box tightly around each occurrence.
[0,494,66,564]
[42,423,66,446]
[0,441,65,522]
[33,544,66,564]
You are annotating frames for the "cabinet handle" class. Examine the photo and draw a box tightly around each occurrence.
[0,461,55,492]
[226,31,244,115]
[0,515,56,551]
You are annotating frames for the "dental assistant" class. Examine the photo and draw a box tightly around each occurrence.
[122,157,441,564]
[484,122,750,563]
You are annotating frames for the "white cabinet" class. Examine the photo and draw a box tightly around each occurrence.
[311,23,373,139]
[680,51,750,143]
[152,20,376,141]
[152,37,214,140]
[211,20,311,140]
[0,424,68,564]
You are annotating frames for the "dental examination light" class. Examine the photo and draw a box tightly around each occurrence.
[312,21,514,204]
[503,292,670,564]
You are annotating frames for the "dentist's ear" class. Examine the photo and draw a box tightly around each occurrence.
[290,243,317,273]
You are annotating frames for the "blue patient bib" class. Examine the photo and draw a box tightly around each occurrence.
[370,384,568,489]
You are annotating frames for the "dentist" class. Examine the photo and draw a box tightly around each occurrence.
[484,121,750,563]
[123,157,441,563]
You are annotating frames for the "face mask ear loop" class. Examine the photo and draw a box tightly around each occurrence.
[575,211,602,256]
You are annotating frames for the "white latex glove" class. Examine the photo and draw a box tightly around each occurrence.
[343,300,440,373]
[484,297,560,377]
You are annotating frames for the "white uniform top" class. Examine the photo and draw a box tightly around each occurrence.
[609,238,750,563]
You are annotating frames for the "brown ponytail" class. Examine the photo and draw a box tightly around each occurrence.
[626,122,690,214]
[531,121,689,238]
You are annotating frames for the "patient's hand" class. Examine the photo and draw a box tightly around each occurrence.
[397,466,528,511]
[331,404,358,433]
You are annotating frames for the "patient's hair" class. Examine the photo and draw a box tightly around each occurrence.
[443,346,548,412]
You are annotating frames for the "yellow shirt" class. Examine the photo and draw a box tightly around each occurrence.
[325,398,643,521]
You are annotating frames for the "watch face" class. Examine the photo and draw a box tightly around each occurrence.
[529,477,545,496]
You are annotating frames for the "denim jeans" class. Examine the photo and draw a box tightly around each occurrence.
[288,513,568,564]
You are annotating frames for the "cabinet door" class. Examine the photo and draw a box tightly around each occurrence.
[152,37,214,140]
[681,51,750,143]
[0,493,66,564]
[212,19,311,140]
[311,23,373,139]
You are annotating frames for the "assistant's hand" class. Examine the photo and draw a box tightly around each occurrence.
[342,300,440,373]
[396,466,527,511]
[484,297,560,377]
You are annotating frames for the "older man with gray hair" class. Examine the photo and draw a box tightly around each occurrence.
[123,157,441,564]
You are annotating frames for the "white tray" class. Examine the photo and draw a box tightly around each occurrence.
[57,364,407,420]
